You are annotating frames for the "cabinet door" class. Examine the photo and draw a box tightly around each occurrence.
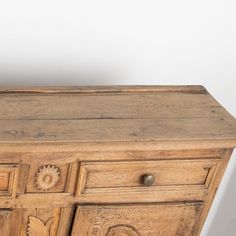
[71,202,203,236]
[0,209,11,236]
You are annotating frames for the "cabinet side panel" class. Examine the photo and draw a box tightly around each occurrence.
[194,148,234,235]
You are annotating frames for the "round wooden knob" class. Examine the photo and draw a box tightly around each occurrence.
[142,173,155,186]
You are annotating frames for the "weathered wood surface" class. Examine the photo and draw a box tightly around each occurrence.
[0,86,235,148]
[0,93,226,120]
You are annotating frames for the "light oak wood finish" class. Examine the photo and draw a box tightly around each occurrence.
[71,203,204,236]
[0,85,235,236]
[0,210,11,236]
[0,165,19,197]
[76,159,219,202]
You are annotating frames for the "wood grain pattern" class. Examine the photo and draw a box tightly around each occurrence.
[0,93,226,120]
[0,117,235,144]
[0,86,234,147]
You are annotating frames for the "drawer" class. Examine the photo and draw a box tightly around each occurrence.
[71,202,204,236]
[0,165,19,197]
[77,159,219,202]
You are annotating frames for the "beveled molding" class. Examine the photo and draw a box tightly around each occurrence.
[0,164,19,197]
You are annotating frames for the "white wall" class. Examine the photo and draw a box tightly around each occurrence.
[0,1,235,235]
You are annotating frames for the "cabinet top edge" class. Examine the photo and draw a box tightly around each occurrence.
[0,85,207,95]
[0,139,234,152]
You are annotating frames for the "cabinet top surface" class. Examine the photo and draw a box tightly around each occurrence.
[0,85,235,147]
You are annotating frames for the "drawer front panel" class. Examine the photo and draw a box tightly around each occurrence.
[0,165,19,197]
[71,202,204,236]
[77,159,219,202]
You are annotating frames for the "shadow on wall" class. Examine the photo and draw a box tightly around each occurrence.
[0,69,128,86]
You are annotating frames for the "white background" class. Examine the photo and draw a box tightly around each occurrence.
[0,1,235,235]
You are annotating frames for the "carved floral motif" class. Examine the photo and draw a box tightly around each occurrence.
[106,225,141,236]
[27,216,54,236]
[35,165,60,191]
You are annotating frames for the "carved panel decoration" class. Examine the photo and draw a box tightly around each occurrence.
[71,203,204,235]
[27,216,54,236]
[106,225,141,236]
[35,165,60,191]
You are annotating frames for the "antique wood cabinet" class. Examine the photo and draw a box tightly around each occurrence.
[0,85,235,236]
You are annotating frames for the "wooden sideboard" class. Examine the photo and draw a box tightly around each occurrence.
[0,85,235,236]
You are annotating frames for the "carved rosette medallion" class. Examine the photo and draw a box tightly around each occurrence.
[35,165,60,191]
